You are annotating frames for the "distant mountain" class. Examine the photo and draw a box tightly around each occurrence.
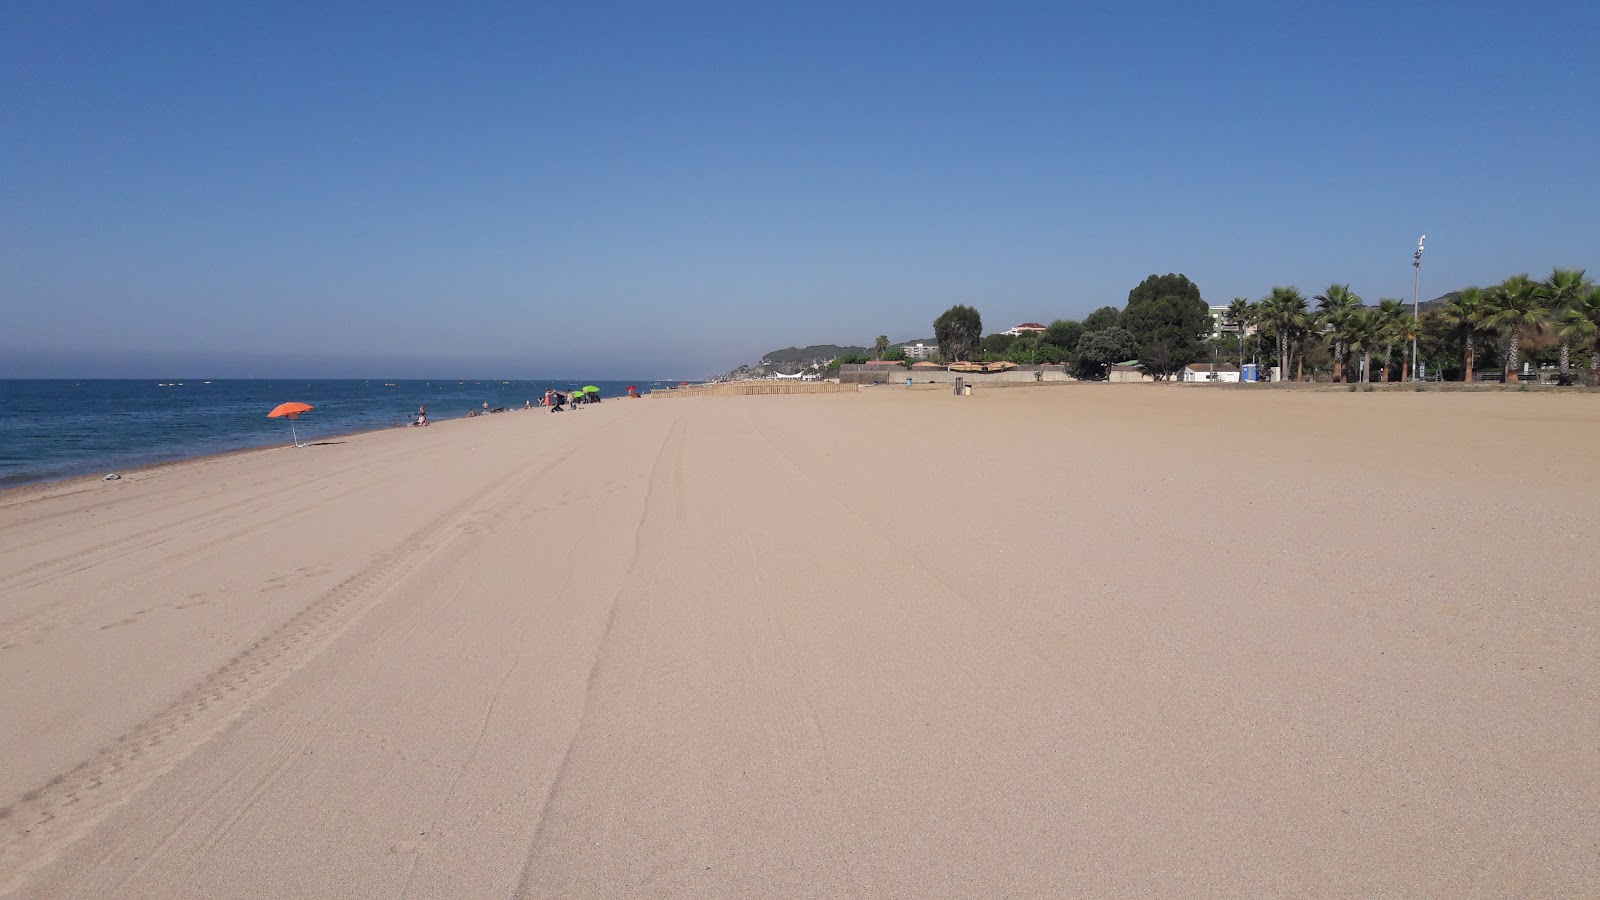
[1345,293,1458,315]
[714,338,938,381]
[757,344,868,373]
[1420,291,1460,313]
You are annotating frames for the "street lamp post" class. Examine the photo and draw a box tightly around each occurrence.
[1411,234,1426,381]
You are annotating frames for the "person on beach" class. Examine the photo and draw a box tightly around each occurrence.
[482,401,490,416]
[417,410,428,426]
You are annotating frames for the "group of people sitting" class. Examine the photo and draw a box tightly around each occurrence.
[541,389,599,412]
[406,390,615,426]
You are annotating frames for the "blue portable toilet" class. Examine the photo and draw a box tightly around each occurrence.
[1240,364,1259,382]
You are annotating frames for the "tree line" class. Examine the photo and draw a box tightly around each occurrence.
[920,274,1218,380]
[1242,268,1596,384]
[900,268,1598,383]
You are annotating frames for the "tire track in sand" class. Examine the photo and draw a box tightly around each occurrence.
[0,429,602,898]
[511,414,685,898]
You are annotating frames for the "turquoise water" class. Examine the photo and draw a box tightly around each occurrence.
[0,379,664,486]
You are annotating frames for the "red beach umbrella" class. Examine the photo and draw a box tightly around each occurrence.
[267,402,314,448]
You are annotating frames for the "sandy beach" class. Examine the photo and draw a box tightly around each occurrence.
[2,386,1597,898]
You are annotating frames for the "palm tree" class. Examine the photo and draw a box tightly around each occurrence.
[1344,309,1383,383]
[1260,287,1309,382]
[1543,269,1593,382]
[1226,298,1253,370]
[1557,287,1600,386]
[1315,284,1362,382]
[1375,298,1407,383]
[873,335,889,359]
[1443,288,1488,382]
[1321,308,1358,382]
[1487,274,1548,383]
[1397,314,1423,383]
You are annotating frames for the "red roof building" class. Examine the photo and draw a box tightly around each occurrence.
[1002,322,1048,336]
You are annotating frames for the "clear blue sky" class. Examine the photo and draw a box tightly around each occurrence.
[5,1,1598,378]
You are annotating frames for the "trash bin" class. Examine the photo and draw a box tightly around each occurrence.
[954,376,965,396]
[962,385,972,396]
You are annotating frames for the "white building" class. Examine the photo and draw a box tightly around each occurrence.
[1181,363,1241,383]
[1207,305,1237,337]
[902,341,938,359]
[1208,305,1258,338]
[1001,322,1048,337]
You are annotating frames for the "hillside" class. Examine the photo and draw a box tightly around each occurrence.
[715,339,938,381]
[1420,291,1460,313]
[757,344,868,373]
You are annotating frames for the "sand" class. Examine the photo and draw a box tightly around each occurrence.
[1,386,1597,897]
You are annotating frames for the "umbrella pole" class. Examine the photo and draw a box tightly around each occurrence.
[291,420,300,448]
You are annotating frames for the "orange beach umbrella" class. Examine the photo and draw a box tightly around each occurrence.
[267,402,314,447]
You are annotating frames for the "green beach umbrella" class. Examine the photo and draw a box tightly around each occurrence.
[582,385,599,393]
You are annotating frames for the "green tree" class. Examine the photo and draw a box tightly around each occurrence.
[1225,298,1254,369]
[1120,274,1208,379]
[1074,327,1140,379]
[1443,288,1488,382]
[873,335,889,359]
[979,332,1017,356]
[1417,309,1459,379]
[1314,284,1362,382]
[1344,308,1383,383]
[1543,269,1593,382]
[1259,287,1310,381]
[1557,287,1600,386]
[1082,306,1122,332]
[1041,320,1084,355]
[1375,298,1407,383]
[1397,313,1424,382]
[822,352,869,377]
[1487,274,1548,383]
[1004,333,1042,364]
[1125,273,1202,311]
[933,305,983,362]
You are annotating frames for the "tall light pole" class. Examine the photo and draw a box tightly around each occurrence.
[1411,234,1426,381]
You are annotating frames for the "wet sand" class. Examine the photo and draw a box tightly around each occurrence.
[2,387,1597,897]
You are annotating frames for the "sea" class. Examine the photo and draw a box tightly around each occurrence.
[0,379,670,487]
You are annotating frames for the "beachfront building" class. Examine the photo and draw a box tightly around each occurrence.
[1207,306,1236,337]
[1108,363,1152,383]
[1208,305,1258,338]
[1001,322,1048,337]
[1180,363,1241,383]
[902,341,938,359]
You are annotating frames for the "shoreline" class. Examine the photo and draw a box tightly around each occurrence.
[0,408,531,500]
[8,379,1596,494]
[0,378,643,492]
